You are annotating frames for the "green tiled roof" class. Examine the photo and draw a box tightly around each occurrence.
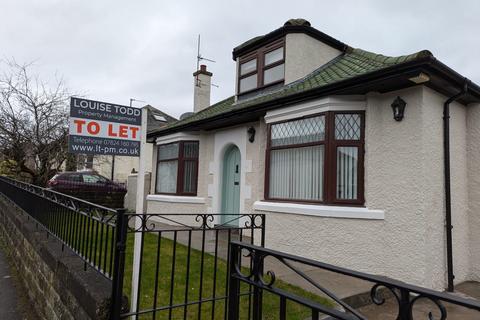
[165,96,236,128]
[155,48,432,133]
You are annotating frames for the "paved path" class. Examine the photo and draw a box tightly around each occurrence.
[357,281,480,319]
[0,245,37,320]
[0,247,23,319]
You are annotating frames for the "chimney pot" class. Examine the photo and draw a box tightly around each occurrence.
[200,64,207,71]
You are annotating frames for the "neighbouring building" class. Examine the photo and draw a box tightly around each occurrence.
[143,19,480,291]
[78,105,176,182]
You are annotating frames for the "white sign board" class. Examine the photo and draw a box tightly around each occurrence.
[69,97,141,156]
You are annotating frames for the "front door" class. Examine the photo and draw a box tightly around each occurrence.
[221,145,241,225]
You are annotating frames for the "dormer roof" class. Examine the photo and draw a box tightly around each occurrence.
[232,19,349,60]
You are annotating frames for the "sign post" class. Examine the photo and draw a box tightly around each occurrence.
[130,106,148,316]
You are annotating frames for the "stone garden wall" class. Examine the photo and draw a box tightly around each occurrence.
[0,194,111,320]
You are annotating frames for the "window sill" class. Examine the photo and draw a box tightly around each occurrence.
[253,201,384,220]
[237,80,284,98]
[146,194,206,204]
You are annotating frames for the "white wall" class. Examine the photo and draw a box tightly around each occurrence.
[422,87,470,287]
[284,33,341,84]
[417,87,447,290]
[467,103,480,281]
[450,99,470,285]
[125,173,151,212]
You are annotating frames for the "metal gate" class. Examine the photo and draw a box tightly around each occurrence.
[117,213,265,319]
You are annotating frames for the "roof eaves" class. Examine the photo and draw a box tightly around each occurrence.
[426,58,480,98]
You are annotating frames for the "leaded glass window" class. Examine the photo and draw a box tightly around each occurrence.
[267,112,364,205]
[271,116,325,147]
[335,114,361,140]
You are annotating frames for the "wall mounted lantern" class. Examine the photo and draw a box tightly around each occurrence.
[391,96,407,121]
[247,127,256,143]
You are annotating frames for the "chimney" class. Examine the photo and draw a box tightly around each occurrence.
[193,64,212,112]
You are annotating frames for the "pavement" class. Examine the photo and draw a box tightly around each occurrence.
[0,243,37,320]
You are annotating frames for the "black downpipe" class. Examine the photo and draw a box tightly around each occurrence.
[443,79,468,292]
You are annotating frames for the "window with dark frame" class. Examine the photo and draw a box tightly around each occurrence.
[265,111,364,206]
[238,39,285,94]
[155,141,199,196]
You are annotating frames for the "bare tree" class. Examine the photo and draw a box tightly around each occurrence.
[0,60,71,185]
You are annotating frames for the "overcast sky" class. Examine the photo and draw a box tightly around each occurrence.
[2,0,479,118]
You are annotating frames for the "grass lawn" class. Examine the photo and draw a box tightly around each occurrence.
[121,231,334,320]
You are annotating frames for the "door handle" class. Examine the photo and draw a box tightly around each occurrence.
[234,182,239,185]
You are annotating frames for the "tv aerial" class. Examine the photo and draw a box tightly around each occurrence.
[196,34,219,88]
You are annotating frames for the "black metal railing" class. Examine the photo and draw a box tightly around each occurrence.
[120,213,265,320]
[47,179,127,208]
[227,241,480,320]
[0,176,267,320]
[0,176,121,280]
[4,175,480,320]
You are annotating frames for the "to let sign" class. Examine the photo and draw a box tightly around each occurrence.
[69,97,142,156]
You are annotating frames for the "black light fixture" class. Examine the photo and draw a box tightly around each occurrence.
[247,127,256,143]
[391,96,407,121]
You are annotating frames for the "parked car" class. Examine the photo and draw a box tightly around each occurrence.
[47,171,127,208]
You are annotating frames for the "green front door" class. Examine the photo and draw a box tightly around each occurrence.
[221,145,241,225]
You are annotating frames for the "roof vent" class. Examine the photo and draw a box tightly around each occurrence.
[284,18,311,27]
[180,112,194,120]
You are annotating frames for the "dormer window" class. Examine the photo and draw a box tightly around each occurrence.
[239,59,258,92]
[238,39,285,94]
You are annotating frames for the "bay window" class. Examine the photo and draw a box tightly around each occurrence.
[155,141,199,195]
[238,39,285,94]
[266,112,364,205]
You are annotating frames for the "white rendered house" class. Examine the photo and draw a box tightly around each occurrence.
[144,19,480,291]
